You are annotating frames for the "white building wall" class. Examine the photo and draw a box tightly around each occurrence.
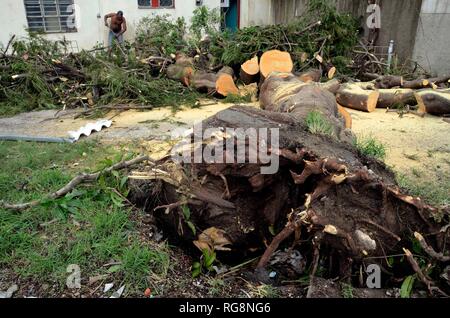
[240,0,273,28]
[0,0,220,51]
[413,0,450,76]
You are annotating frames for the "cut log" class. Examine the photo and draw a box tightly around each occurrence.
[218,66,235,78]
[336,83,380,113]
[352,82,376,90]
[216,73,239,97]
[403,74,450,89]
[191,71,219,94]
[259,50,294,79]
[377,88,416,108]
[315,54,337,79]
[167,63,238,97]
[297,69,322,83]
[415,89,450,115]
[166,64,195,86]
[373,75,404,89]
[337,104,352,129]
[240,56,260,85]
[318,79,341,94]
[403,78,431,89]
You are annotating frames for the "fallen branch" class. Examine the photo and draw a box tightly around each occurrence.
[414,232,450,262]
[403,248,447,297]
[0,155,151,212]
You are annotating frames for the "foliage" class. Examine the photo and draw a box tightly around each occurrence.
[306,111,334,136]
[0,32,200,116]
[354,135,386,161]
[210,0,358,68]
[396,173,450,207]
[341,283,354,298]
[221,93,252,104]
[192,248,217,278]
[135,14,187,56]
[190,6,221,43]
[400,275,416,298]
[0,140,172,296]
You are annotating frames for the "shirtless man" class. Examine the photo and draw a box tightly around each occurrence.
[104,11,127,50]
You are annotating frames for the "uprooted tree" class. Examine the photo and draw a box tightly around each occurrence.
[127,74,450,296]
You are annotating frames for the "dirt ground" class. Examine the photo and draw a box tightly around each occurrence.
[0,103,448,196]
[0,102,256,142]
[348,108,450,186]
[1,104,448,173]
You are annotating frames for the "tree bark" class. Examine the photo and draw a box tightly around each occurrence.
[377,88,416,108]
[240,56,260,85]
[336,83,380,112]
[415,89,450,115]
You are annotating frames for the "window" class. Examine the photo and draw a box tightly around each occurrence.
[138,0,175,9]
[24,0,77,33]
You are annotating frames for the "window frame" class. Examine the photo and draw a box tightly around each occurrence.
[24,0,77,34]
[138,0,176,9]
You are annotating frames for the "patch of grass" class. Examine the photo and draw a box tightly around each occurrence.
[208,278,226,297]
[354,135,386,161]
[396,173,450,207]
[341,283,354,298]
[0,140,172,296]
[412,168,422,178]
[248,284,280,298]
[306,111,334,136]
[222,93,253,104]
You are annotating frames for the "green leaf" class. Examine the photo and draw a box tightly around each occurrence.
[400,275,416,298]
[187,221,196,236]
[192,262,202,278]
[268,225,276,236]
[412,238,423,255]
[110,193,124,207]
[387,257,394,268]
[107,264,122,273]
[120,176,128,189]
[203,250,216,269]
[65,189,86,200]
[111,170,120,179]
[181,205,190,220]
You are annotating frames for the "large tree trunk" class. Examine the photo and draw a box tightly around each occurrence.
[259,73,349,140]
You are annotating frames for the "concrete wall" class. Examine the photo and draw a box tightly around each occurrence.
[0,0,220,50]
[270,0,423,61]
[240,0,274,27]
[413,0,450,75]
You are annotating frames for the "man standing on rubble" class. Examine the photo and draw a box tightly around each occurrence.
[104,11,127,52]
